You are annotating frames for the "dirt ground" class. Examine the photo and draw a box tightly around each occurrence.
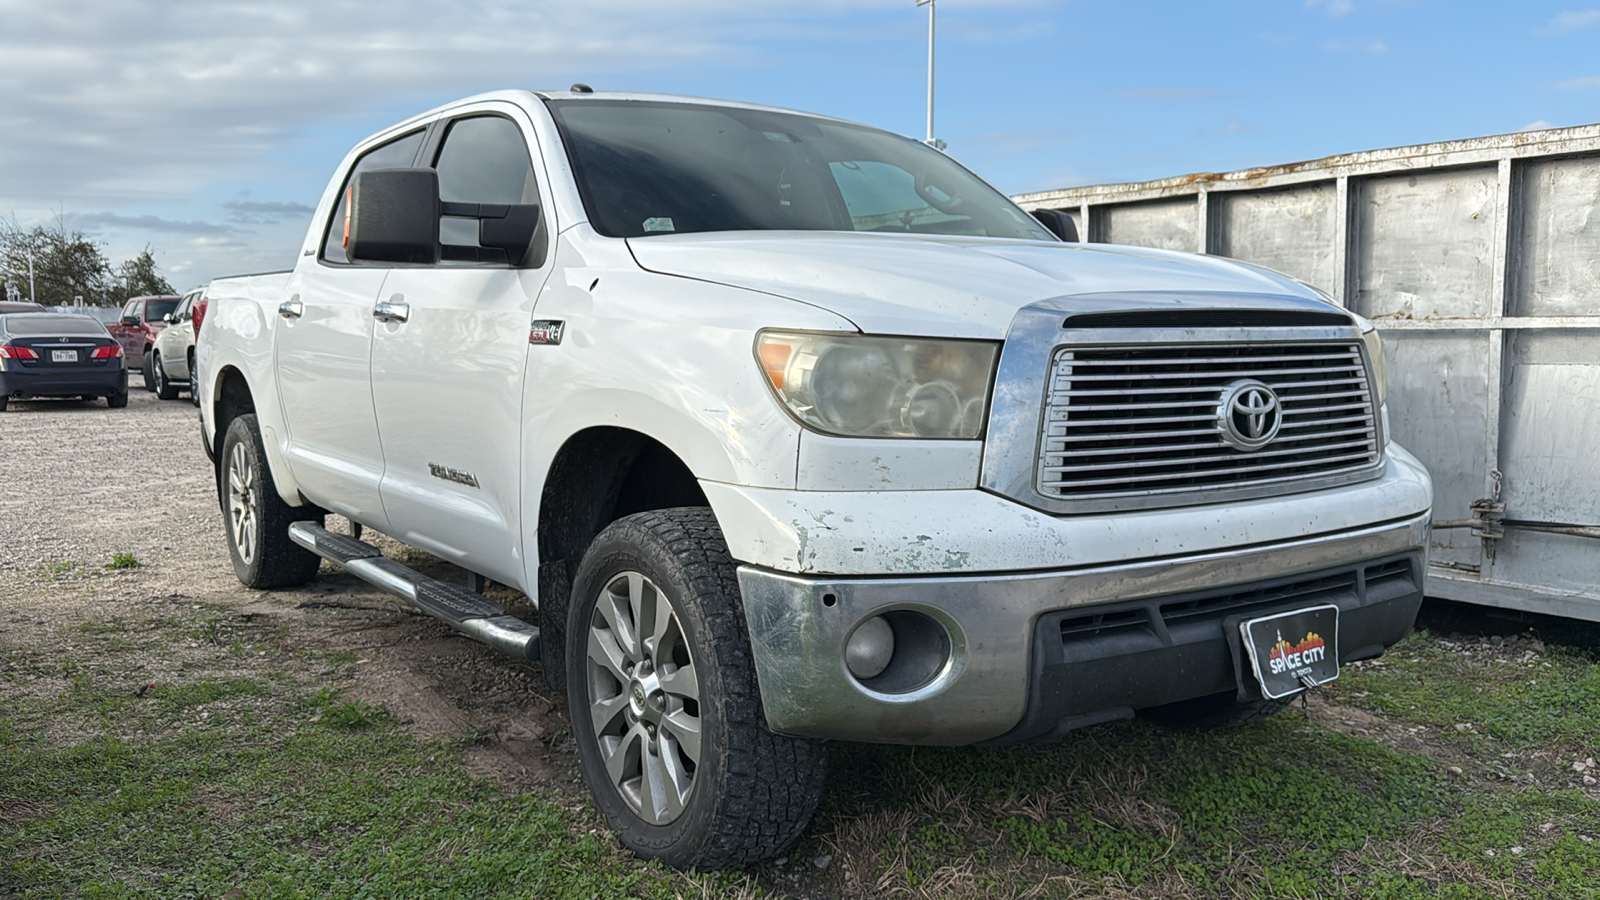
[0,387,575,790]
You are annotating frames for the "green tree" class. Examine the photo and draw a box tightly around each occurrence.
[0,218,175,306]
[113,247,175,299]
[0,217,114,305]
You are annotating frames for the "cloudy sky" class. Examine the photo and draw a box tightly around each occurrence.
[2,0,1597,289]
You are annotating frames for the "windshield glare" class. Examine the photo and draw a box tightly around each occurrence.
[548,100,1053,242]
[2,315,110,337]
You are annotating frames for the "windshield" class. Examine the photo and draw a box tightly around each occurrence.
[145,299,180,322]
[548,100,1053,242]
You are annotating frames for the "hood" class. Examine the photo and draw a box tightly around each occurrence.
[626,231,1330,339]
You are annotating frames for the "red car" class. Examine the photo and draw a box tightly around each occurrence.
[108,294,180,389]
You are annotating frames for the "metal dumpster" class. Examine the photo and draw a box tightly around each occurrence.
[1014,125,1600,621]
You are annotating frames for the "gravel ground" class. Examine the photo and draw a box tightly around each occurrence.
[0,386,571,786]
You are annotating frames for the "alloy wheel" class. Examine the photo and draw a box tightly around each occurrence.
[585,571,702,825]
[227,442,258,565]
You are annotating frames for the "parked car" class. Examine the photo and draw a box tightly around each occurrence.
[150,285,206,402]
[0,313,128,410]
[107,294,180,390]
[0,300,47,314]
[196,89,1432,870]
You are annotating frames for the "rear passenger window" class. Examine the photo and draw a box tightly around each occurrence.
[432,116,538,253]
[320,130,427,265]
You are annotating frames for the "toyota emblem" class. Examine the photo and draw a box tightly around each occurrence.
[1217,379,1282,450]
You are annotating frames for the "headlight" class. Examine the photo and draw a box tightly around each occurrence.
[1357,318,1388,407]
[756,331,999,439]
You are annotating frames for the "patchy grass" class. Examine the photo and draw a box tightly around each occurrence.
[105,552,141,571]
[4,597,1599,898]
[1336,630,1600,754]
[0,673,718,898]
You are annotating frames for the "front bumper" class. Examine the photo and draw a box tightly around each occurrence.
[736,511,1429,745]
[0,367,128,399]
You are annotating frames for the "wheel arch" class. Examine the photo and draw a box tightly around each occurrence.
[209,365,306,510]
[532,425,712,692]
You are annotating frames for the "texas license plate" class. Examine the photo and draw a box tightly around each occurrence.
[51,349,77,363]
[1239,604,1340,699]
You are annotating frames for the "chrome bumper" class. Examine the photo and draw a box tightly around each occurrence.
[736,511,1431,745]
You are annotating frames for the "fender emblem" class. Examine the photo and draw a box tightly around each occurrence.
[528,319,565,345]
[428,463,479,488]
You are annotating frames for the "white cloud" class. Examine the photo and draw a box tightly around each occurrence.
[1554,75,1600,89]
[1306,0,1355,17]
[1544,9,1600,33]
[1110,88,1228,101]
[0,0,1046,283]
[1321,37,1389,53]
[1222,123,1259,133]
[1518,120,1558,132]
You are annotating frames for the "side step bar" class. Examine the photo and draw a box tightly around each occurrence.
[288,522,540,661]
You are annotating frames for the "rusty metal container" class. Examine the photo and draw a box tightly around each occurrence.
[1015,125,1600,620]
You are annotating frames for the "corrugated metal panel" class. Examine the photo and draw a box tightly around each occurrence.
[1015,125,1600,621]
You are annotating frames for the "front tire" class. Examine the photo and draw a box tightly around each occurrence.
[152,351,179,400]
[141,349,156,392]
[220,414,323,588]
[567,508,827,870]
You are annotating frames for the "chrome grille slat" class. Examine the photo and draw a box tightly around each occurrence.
[1048,451,1378,488]
[1040,426,1374,458]
[1037,339,1383,502]
[1041,438,1377,474]
[1056,363,1362,382]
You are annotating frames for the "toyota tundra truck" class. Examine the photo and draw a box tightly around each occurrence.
[195,89,1433,870]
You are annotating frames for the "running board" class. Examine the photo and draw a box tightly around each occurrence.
[288,522,540,661]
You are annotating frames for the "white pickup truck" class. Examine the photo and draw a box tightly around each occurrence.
[196,89,1433,869]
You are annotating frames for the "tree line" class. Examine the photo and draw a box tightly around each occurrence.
[1,216,175,307]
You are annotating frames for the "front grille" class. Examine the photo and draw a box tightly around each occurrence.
[1037,340,1381,506]
[1054,557,1418,646]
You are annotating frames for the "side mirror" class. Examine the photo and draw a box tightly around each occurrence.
[349,168,443,265]
[349,168,542,267]
[162,313,175,323]
[120,315,139,327]
[1032,208,1080,243]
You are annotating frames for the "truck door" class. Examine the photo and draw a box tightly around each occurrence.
[113,298,141,360]
[369,109,555,586]
[273,128,426,532]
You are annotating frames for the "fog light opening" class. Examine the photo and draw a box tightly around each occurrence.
[844,615,895,679]
[848,609,952,695]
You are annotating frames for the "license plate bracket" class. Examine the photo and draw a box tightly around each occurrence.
[1238,604,1340,699]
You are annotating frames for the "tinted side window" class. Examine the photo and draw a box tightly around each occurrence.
[320,130,427,264]
[433,116,537,250]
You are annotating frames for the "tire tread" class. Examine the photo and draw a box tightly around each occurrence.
[570,508,827,870]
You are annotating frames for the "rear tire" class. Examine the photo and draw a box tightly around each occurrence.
[153,351,179,400]
[1140,691,1293,730]
[141,350,156,392]
[0,397,8,412]
[567,508,827,870]
[220,413,323,588]
[188,350,200,407]
[106,390,128,409]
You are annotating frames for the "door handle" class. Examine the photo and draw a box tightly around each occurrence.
[373,297,410,324]
[277,296,303,319]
